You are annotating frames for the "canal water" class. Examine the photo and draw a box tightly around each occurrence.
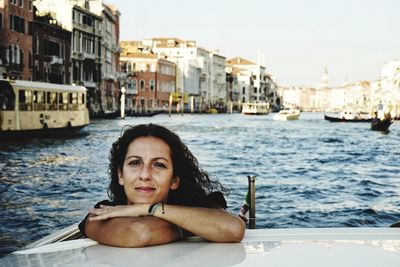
[1,112,400,257]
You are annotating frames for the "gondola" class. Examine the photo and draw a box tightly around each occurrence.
[371,116,393,131]
[324,114,372,122]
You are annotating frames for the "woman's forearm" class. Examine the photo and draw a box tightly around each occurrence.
[152,205,245,242]
[85,215,181,247]
[89,204,245,243]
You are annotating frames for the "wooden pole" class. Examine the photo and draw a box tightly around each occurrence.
[248,175,256,229]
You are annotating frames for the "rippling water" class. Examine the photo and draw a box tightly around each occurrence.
[1,112,400,257]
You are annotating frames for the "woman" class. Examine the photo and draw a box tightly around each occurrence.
[79,123,245,247]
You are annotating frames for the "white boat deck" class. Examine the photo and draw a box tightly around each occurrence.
[1,227,399,266]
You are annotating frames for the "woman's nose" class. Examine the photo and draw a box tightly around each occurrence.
[139,164,151,180]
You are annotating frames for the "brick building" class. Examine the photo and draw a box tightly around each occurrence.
[120,51,176,115]
[32,8,71,84]
[0,0,33,80]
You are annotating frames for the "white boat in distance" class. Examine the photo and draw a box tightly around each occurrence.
[273,109,301,121]
[1,225,399,266]
[0,79,90,140]
[241,103,269,115]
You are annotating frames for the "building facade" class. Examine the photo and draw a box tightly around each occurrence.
[32,9,71,84]
[100,3,120,116]
[71,3,102,116]
[0,0,33,80]
[120,49,176,115]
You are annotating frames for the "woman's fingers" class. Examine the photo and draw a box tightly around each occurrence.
[88,205,114,220]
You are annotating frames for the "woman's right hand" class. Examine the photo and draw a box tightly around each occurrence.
[88,204,150,221]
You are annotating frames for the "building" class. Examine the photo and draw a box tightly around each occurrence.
[0,0,33,80]
[100,3,120,116]
[71,1,103,117]
[120,45,176,115]
[32,8,71,84]
[225,70,240,112]
[226,57,277,110]
[141,38,227,112]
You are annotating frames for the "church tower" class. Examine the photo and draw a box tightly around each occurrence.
[321,66,329,88]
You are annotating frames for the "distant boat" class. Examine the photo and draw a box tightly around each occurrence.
[371,116,393,131]
[324,110,372,122]
[241,103,269,115]
[273,109,300,121]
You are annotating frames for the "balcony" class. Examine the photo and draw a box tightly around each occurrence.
[102,72,116,80]
[83,81,96,88]
[83,52,96,60]
[50,56,63,65]
[112,44,122,53]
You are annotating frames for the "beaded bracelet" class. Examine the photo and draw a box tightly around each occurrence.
[147,203,165,216]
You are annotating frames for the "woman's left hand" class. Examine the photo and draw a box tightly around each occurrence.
[88,204,148,221]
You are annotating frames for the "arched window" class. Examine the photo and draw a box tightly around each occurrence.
[140,80,145,91]
[150,79,155,91]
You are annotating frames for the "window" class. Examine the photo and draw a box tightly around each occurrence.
[150,80,155,91]
[33,91,45,111]
[9,15,24,33]
[140,80,145,90]
[69,93,78,110]
[19,0,23,7]
[0,13,2,30]
[127,79,137,94]
[29,0,32,10]
[46,91,58,110]
[242,87,245,94]
[59,92,68,110]
[18,90,32,111]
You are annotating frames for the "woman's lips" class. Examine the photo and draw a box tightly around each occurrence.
[135,186,155,193]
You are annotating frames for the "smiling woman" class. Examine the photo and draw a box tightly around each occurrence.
[79,123,245,247]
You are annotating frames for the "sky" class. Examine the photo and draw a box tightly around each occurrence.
[107,0,399,87]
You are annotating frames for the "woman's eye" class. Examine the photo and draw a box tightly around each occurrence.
[154,162,167,168]
[128,160,141,166]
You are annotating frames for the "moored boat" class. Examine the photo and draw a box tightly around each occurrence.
[0,79,90,140]
[273,109,300,121]
[1,224,399,266]
[241,103,269,115]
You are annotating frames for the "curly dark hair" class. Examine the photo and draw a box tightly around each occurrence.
[108,123,225,206]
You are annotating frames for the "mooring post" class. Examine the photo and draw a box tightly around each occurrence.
[248,175,256,229]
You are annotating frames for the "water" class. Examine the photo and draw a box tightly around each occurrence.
[1,113,399,257]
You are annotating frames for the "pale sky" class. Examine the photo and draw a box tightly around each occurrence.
[107,0,399,87]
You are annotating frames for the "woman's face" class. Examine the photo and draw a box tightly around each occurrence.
[118,136,180,205]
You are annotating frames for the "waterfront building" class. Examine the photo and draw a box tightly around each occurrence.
[226,57,277,110]
[119,43,176,114]
[226,57,255,105]
[141,38,199,112]
[225,69,240,112]
[100,3,120,116]
[33,0,117,118]
[370,60,400,117]
[141,38,226,112]
[71,0,103,117]
[0,0,33,80]
[264,73,279,111]
[277,86,302,109]
[210,52,227,112]
[31,9,71,84]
